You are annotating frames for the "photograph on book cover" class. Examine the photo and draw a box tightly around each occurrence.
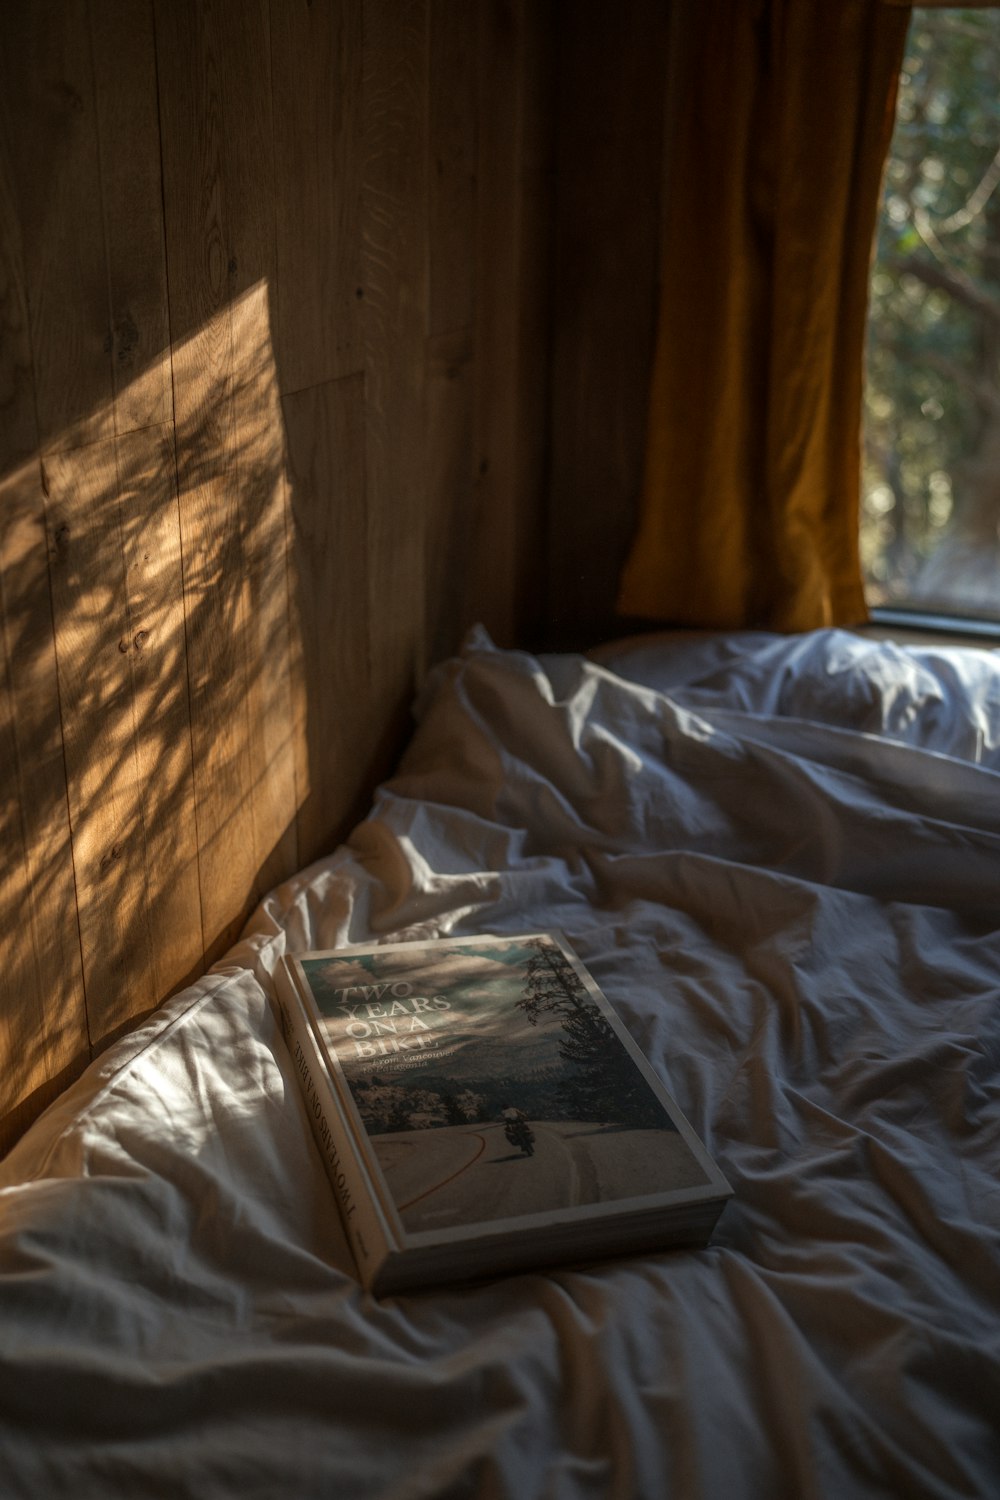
[300,933,710,1237]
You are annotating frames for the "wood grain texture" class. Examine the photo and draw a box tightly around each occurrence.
[428,0,477,338]
[210,3,300,907]
[0,29,92,1148]
[0,2,116,455]
[0,0,568,1152]
[362,0,429,703]
[0,452,89,1138]
[425,328,476,666]
[155,0,297,959]
[111,424,203,1008]
[472,0,553,647]
[229,283,300,905]
[283,373,373,865]
[37,422,201,1049]
[271,0,364,392]
[154,0,262,960]
[507,0,554,648]
[44,434,203,1043]
[424,0,480,663]
[545,0,668,647]
[89,0,173,436]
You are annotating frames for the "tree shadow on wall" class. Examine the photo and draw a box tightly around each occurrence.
[0,281,376,1154]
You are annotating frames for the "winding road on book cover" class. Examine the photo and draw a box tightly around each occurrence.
[300,934,710,1237]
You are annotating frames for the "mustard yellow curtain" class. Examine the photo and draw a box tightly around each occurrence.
[617,0,912,631]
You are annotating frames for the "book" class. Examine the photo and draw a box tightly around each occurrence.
[273,931,732,1295]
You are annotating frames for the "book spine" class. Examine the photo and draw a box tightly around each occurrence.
[273,966,393,1290]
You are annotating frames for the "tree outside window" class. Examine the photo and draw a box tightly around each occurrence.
[864,6,1000,621]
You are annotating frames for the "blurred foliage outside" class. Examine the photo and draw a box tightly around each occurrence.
[863,6,1000,620]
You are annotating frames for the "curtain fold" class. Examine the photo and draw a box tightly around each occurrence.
[617,0,912,631]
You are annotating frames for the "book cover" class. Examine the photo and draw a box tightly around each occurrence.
[277,932,730,1289]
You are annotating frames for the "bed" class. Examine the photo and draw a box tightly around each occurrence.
[1,625,998,1498]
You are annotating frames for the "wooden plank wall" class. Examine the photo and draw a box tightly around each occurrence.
[547,0,670,647]
[0,0,556,1154]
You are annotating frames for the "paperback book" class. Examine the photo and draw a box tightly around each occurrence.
[274,931,731,1295]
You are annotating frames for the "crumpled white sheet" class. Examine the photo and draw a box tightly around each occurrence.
[1,626,998,1500]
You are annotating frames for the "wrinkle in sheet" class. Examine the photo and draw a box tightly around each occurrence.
[1,628,998,1499]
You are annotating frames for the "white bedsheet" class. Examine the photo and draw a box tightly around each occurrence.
[1,627,998,1499]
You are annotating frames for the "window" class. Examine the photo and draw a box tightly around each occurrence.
[863,6,1000,626]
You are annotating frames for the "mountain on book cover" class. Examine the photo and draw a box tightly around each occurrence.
[300,935,709,1235]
